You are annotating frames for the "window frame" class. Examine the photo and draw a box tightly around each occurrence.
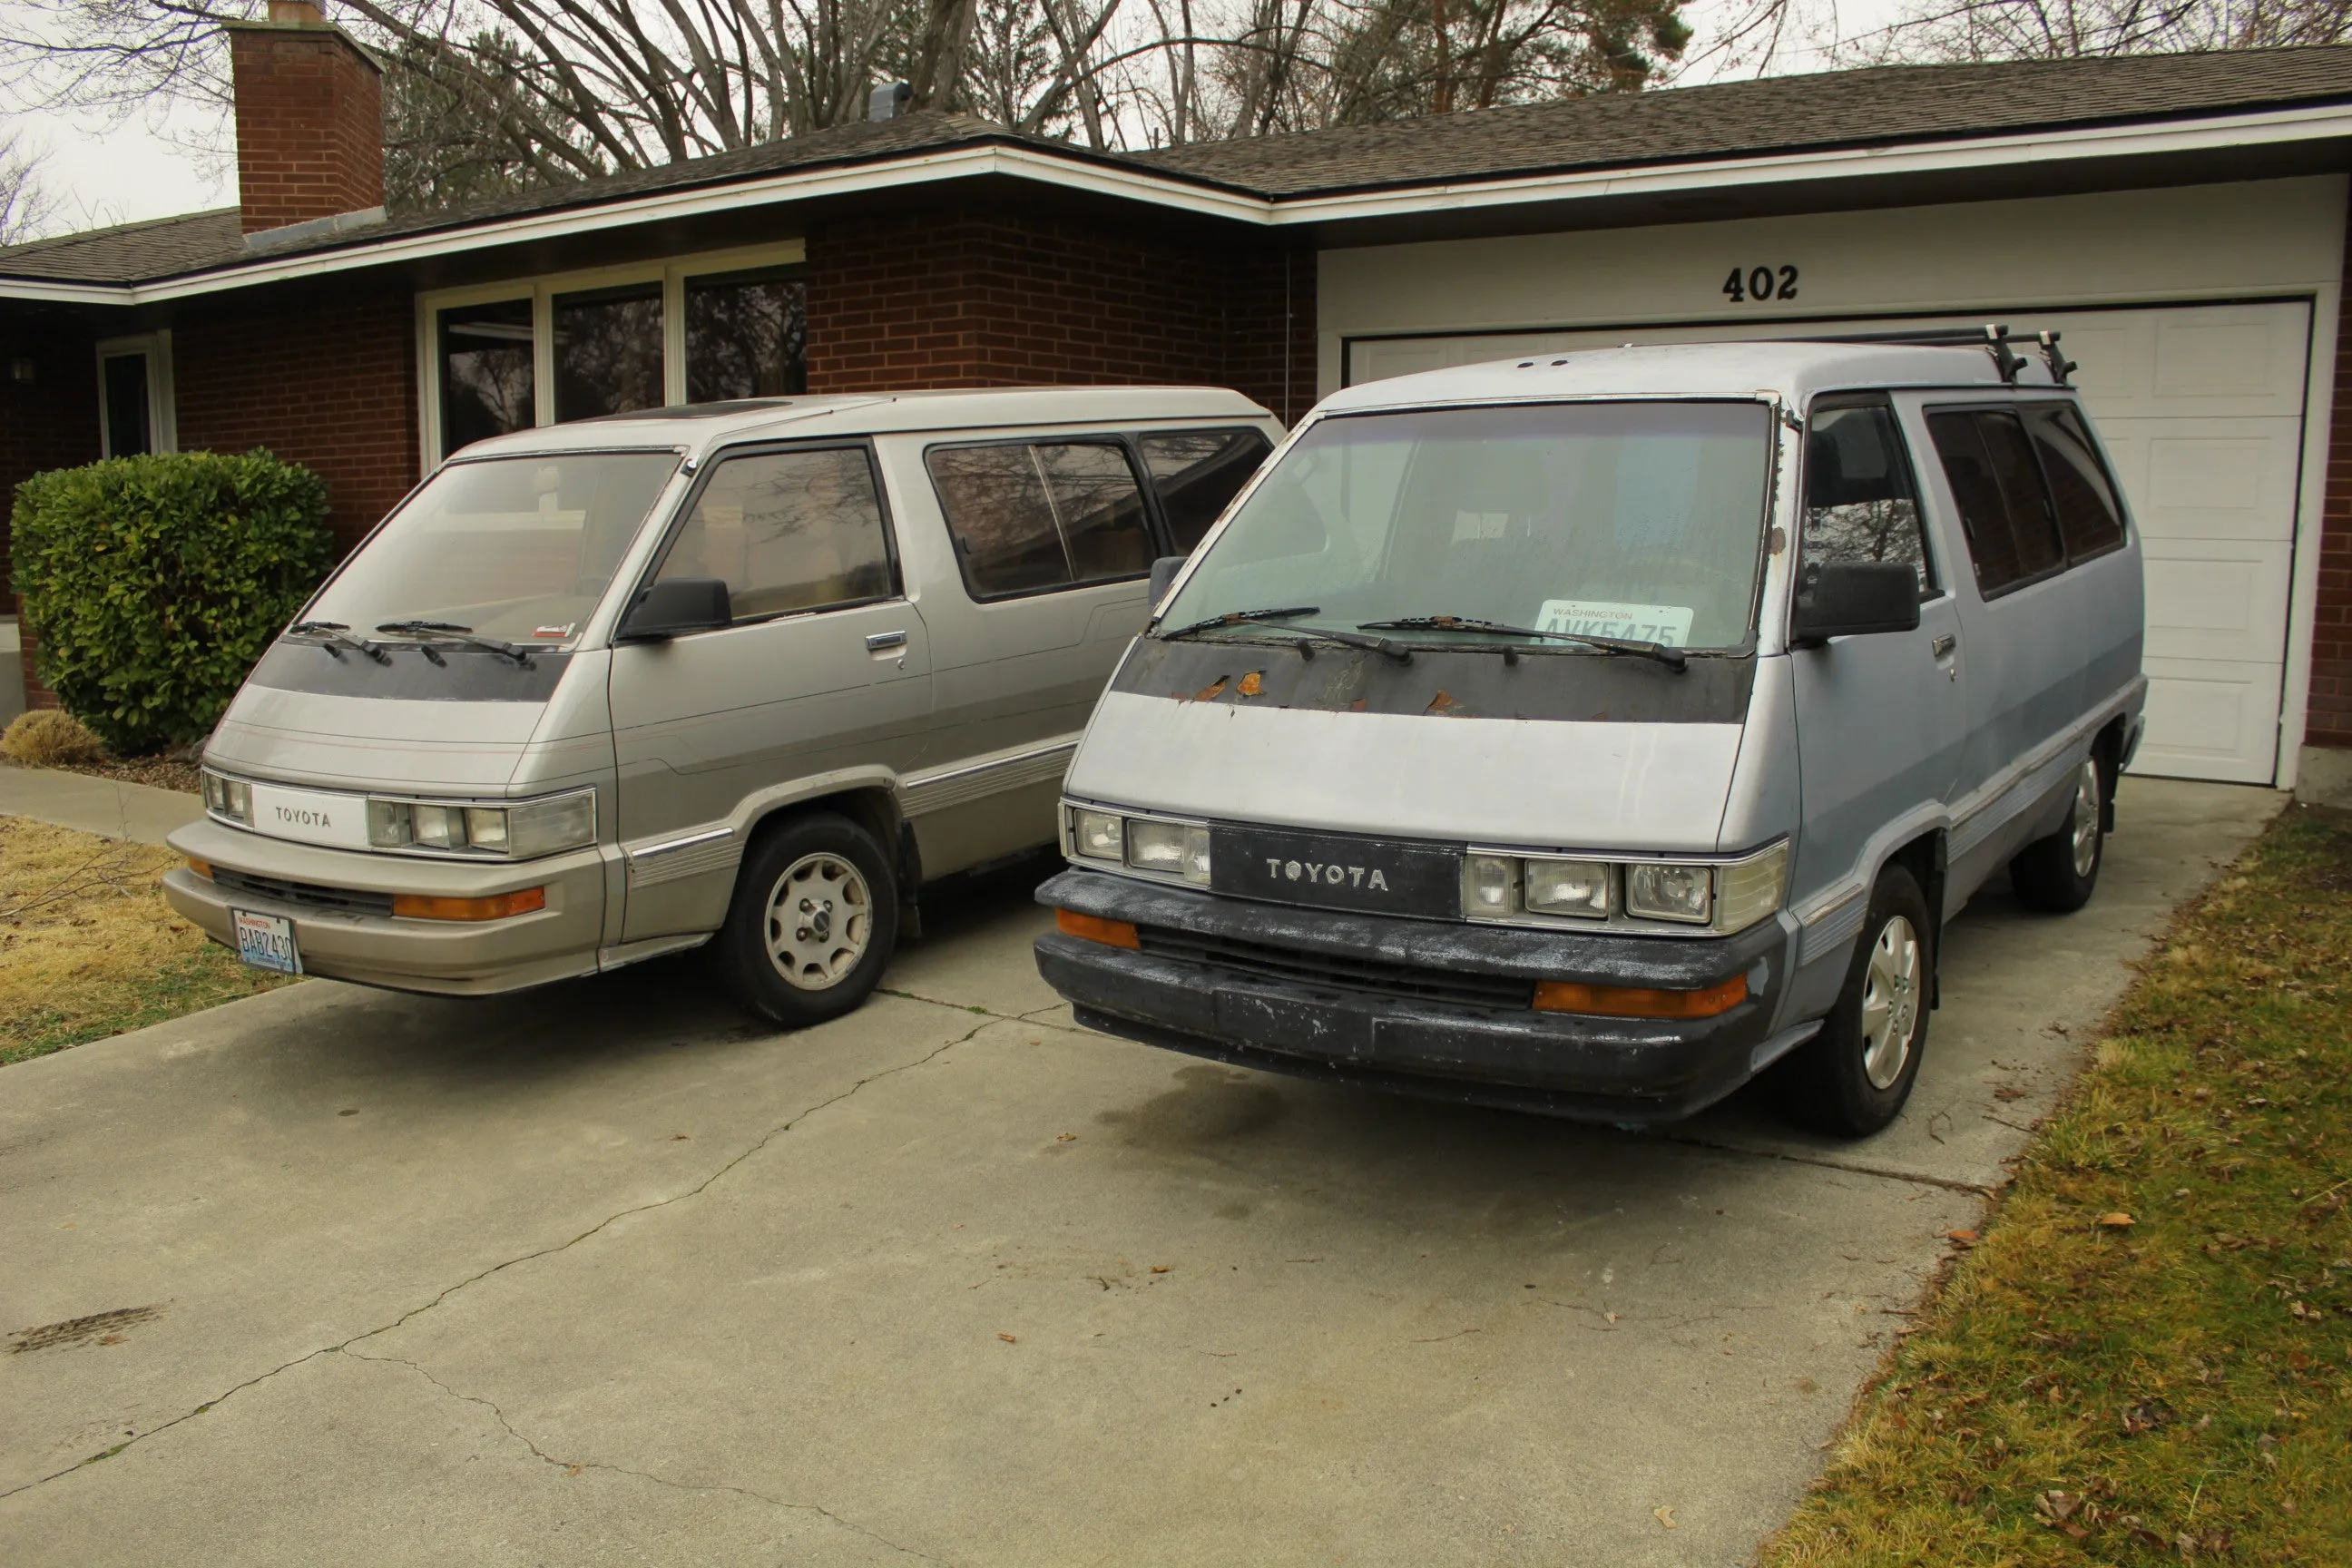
[1924,397,2121,603]
[2021,401,2131,570]
[924,433,1166,605]
[415,240,806,469]
[1135,424,1279,554]
[1797,391,1942,604]
[631,436,905,634]
[95,330,176,458]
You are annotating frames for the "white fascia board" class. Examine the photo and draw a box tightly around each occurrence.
[5,100,2350,307]
[1267,101,2352,224]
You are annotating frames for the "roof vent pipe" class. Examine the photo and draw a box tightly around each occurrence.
[869,81,912,121]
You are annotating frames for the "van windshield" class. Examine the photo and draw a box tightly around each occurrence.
[301,451,679,648]
[1159,400,1774,652]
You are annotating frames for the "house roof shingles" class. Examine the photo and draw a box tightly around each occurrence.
[7,44,2351,290]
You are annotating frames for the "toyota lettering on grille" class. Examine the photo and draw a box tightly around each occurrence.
[1266,857,1390,893]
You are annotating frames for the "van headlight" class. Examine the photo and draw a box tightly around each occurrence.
[367,788,596,858]
[1462,841,1787,935]
[201,769,250,824]
[1064,804,1210,886]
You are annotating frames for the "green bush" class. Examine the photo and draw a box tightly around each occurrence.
[10,450,334,755]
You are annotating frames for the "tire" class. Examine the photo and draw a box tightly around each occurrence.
[2009,752,2105,915]
[711,811,899,1028]
[1774,866,1932,1138]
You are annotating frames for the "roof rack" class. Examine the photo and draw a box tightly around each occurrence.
[1788,321,2076,387]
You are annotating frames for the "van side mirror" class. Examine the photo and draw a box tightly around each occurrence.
[1790,562,1921,647]
[1148,555,1187,612]
[618,577,731,642]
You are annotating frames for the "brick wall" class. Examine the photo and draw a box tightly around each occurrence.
[2311,206,2352,751]
[806,203,1318,425]
[172,280,420,559]
[228,22,384,234]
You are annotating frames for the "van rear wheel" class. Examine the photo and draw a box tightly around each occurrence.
[2009,754,2105,914]
[714,812,898,1028]
[1773,865,1931,1138]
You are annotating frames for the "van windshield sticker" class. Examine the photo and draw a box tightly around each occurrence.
[1535,600,1694,648]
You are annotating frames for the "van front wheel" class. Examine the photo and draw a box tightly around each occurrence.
[2009,754,2104,914]
[714,812,899,1027]
[1773,865,1931,1138]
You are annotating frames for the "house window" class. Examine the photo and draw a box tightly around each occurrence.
[97,333,174,458]
[686,269,807,401]
[554,283,663,422]
[438,299,534,456]
[420,243,806,466]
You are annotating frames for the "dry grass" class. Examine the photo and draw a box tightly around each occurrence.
[1762,804,2352,1566]
[0,815,295,1065]
[0,710,105,768]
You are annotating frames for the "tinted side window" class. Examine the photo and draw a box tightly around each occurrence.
[1140,427,1275,552]
[1927,409,2065,596]
[656,446,893,622]
[1800,400,1933,600]
[2027,405,2126,561]
[927,441,1153,600]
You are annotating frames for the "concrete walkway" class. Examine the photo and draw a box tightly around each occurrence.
[0,778,2283,1567]
[0,761,201,846]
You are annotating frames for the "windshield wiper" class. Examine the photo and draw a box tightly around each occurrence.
[1159,605,1321,641]
[286,620,390,664]
[1269,624,1413,663]
[1358,615,1687,671]
[375,620,535,668]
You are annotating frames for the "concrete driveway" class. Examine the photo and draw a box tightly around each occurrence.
[0,778,2278,1566]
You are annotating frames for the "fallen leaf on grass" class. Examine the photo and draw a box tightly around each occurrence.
[1948,1229,1979,1245]
[1653,1506,1677,1530]
[2098,1211,2136,1229]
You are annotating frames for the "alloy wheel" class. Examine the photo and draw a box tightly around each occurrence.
[1859,914,1922,1090]
[2070,758,2102,878]
[764,853,873,991]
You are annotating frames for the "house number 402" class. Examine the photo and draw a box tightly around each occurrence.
[1723,265,1798,303]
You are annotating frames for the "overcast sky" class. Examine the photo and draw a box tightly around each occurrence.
[7,0,1896,236]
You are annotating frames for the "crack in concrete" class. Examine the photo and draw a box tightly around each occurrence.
[1651,1132,1999,1197]
[1,1018,989,1503]
[347,1350,942,1563]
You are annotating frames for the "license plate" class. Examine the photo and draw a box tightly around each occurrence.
[230,908,303,975]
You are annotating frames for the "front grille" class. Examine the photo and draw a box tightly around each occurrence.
[212,867,395,917]
[1136,926,1534,1011]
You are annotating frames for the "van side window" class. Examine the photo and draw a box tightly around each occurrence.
[2026,406,2126,561]
[1926,409,2066,595]
[1800,400,1933,599]
[655,446,894,622]
[1140,427,1275,551]
[927,441,1154,600]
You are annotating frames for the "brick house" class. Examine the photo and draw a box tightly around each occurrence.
[4,12,2350,794]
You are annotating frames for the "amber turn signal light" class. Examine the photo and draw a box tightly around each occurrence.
[185,859,212,879]
[1055,908,1140,949]
[1534,974,1749,1019]
[391,887,547,922]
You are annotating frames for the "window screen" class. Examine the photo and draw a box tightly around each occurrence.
[1140,427,1275,551]
[554,283,663,423]
[655,446,893,621]
[1927,409,2066,596]
[439,299,534,454]
[927,441,1154,600]
[2026,406,2126,562]
[1800,401,1932,599]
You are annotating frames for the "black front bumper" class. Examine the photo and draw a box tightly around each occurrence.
[1033,869,1799,1124]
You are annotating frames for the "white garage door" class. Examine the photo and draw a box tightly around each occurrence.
[1347,301,2313,784]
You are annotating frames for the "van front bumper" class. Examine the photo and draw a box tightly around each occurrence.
[1034,868,1800,1124]
[162,816,608,997]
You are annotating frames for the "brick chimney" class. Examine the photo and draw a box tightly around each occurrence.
[226,0,384,237]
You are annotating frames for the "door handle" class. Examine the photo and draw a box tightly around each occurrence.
[866,631,908,652]
[1931,633,1957,659]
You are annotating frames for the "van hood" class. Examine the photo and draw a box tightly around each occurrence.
[205,646,614,794]
[1066,691,1743,853]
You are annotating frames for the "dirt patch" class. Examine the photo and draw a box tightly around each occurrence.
[48,756,202,795]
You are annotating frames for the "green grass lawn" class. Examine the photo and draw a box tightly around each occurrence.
[1,814,295,1065]
[1765,803,2351,1565]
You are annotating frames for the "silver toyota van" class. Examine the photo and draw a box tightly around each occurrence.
[164,388,1280,1024]
[1034,338,2146,1135]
